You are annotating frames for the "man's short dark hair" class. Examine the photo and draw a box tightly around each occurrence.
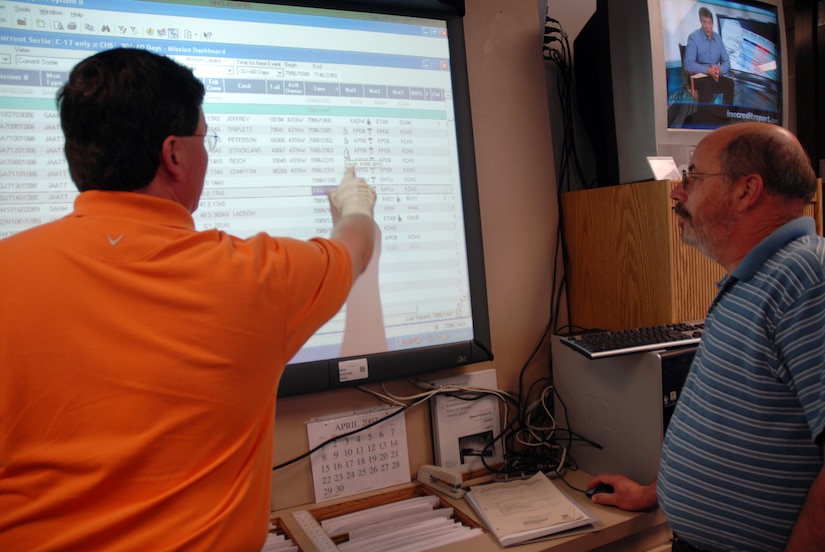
[58,48,206,192]
[699,7,713,22]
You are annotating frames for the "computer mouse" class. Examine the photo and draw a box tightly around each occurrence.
[585,483,614,498]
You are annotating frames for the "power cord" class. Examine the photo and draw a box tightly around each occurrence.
[272,381,518,472]
[271,377,587,474]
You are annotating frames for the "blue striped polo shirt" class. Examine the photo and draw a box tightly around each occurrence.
[658,217,825,551]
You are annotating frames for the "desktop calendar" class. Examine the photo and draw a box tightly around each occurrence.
[306,407,410,502]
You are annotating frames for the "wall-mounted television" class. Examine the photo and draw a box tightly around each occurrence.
[0,0,492,396]
[574,0,788,186]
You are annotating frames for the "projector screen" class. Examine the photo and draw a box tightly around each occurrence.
[0,0,492,396]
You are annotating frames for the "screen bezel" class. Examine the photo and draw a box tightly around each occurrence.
[277,2,492,396]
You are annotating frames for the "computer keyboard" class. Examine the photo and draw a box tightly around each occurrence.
[558,321,704,359]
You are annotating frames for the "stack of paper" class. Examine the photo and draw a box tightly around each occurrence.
[319,495,482,552]
[465,472,594,547]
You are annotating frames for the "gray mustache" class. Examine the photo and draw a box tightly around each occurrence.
[672,204,690,219]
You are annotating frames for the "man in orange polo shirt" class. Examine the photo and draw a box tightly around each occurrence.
[0,48,377,550]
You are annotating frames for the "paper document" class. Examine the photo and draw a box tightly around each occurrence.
[465,472,593,547]
[428,368,504,472]
[646,156,681,181]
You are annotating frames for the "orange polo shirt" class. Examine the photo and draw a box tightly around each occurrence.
[0,191,352,551]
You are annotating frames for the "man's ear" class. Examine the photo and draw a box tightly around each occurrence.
[733,173,763,212]
[160,135,184,180]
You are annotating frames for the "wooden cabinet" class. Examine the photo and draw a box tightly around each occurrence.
[561,179,823,330]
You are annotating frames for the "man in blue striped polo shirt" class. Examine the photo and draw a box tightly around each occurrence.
[587,122,825,551]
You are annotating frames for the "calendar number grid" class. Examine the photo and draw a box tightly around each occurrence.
[306,407,410,502]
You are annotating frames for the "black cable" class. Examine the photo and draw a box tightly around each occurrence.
[272,386,520,473]
[541,12,580,345]
[271,395,420,471]
[543,17,589,192]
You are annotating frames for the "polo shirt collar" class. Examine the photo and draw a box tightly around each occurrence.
[72,190,196,231]
[730,217,816,282]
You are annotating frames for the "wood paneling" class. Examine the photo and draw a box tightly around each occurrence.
[562,179,822,330]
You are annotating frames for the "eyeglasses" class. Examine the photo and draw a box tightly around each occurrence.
[186,133,220,152]
[681,170,739,189]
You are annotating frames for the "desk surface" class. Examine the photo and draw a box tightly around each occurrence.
[269,469,671,552]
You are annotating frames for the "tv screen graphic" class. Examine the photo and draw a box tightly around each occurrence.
[0,0,491,395]
[660,0,782,130]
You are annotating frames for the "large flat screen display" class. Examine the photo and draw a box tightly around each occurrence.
[660,0,784,130]
[0,0,491,396]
